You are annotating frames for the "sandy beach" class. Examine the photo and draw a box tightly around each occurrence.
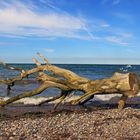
[0,103,140,140]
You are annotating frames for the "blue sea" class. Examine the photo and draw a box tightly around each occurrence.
[0,64,140,97]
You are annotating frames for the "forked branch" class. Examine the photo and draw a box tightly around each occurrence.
[0,53,139,110]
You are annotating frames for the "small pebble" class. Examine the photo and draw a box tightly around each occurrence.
[0,107,139,139]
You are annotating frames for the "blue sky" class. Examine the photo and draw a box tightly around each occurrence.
[0,0,140,64]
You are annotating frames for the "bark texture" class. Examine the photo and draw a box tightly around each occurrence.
[0,53,139,110]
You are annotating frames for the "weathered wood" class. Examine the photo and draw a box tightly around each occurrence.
[71,72,140,109]
[0,53,139,110]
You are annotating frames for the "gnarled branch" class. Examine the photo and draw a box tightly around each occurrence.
[0,53,139,110]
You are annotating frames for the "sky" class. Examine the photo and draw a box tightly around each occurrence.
[0,0,140,64]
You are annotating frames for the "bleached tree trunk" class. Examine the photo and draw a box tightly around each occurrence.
[0,53,139,110]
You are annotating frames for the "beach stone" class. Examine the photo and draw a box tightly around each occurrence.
[0,107,140,139]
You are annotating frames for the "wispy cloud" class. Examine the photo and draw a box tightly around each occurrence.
[113,12,134,24]
[102,0,121,5]
[117,32,133,38]
[112,0,121,5]
[0,0,94,40]
[100,24,133,46]
[0,41,19,46]
[0,0,134,46]
[39,0,66,13]
[82,25,99,40]
[100,23,110,28]
[44,48,55,53]
[105,36,129,46]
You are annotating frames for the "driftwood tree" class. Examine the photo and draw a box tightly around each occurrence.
[0,53,139,110]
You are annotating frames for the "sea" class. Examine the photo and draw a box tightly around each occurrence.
[0,64,140,104]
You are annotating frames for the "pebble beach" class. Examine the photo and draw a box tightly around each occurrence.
[0,104,140,140]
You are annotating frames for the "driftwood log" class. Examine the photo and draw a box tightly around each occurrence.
[0,53,139,110]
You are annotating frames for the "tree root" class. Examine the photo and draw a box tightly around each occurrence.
[0,53,139,110]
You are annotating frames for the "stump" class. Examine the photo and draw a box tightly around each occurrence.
[0,53,139,110]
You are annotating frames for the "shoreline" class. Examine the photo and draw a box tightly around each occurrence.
[0,103,140,117]
[0,105,140,139]
[0,94,140,105]
[0,96,140,139]
[0,94,140,117]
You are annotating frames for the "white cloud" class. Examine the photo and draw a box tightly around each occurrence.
[112,0,121,5]
[0,0,94,40]
[117,32,133,38]
[39,0,64,12]
[44,48,55,53]
[0,0,134,45]
[102,25,133,45]
[100,23,110,27]
[102,0,121,5]
[0,41,19,46]
[105,36,129,46]
[113,12,134,24]
[83,25,99,40]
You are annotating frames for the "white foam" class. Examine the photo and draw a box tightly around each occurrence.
[0,96,81,105]
[94,94,121,101]
[0,92,140,105]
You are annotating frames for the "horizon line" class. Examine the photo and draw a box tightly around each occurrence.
[6,62,140,65]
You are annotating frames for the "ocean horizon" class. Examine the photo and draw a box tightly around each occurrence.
[0,64,140,99]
